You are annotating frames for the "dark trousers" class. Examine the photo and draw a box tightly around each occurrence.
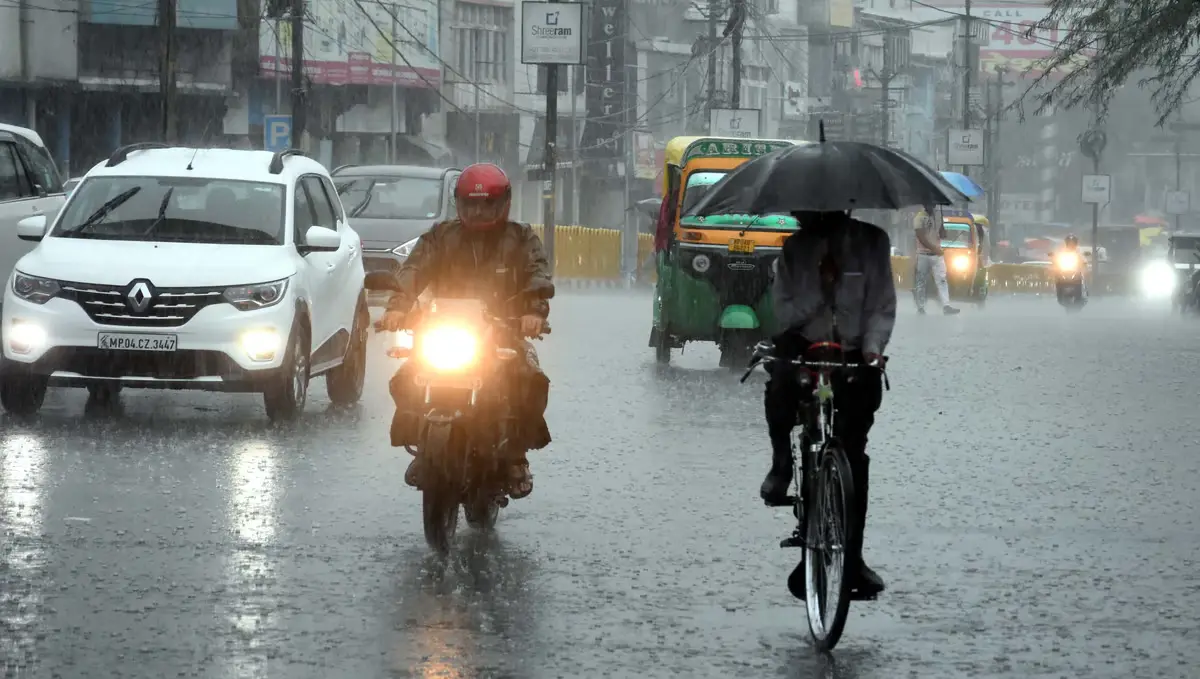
[389,341,551,455]
[763,348,883,561]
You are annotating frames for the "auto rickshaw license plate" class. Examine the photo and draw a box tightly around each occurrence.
[729,238,755,254]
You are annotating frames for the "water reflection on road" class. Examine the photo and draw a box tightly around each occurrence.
[0,433,48,675]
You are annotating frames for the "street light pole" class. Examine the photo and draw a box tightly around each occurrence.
[390,4,398,163]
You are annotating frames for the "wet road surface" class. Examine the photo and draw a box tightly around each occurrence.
[2,293,1198,678]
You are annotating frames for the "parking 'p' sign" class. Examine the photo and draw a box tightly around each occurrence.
[264,114,292,153]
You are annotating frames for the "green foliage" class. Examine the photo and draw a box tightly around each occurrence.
[1024,0,1200,125]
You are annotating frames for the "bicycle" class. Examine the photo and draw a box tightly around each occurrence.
[741,340,888,652]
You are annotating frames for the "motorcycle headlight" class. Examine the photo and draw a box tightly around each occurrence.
[11,272,60,305]
[393,237,419,259]
[222,278,289,311]
[1056,253,1080,271]
[418,325,479,372]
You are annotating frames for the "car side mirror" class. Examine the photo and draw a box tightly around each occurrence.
[33,183,47,198]
[16,214,47,242]
[297,226,340,254]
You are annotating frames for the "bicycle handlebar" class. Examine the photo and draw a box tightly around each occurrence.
[739,344,888,386]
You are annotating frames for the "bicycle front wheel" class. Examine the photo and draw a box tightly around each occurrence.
[803,443,858,651]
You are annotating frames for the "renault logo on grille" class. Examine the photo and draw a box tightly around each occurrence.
[126,280,154,313]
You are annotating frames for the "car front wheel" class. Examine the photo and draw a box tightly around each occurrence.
[263,323,310,422]
[326,300,368,406]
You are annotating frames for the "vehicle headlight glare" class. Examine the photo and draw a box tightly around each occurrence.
[8,320,46,355]
[418,325,479,372]
[1056,253,1080,272]
[240,329,281,361]
[223,278,289,311]
[692,254,711,273]
[951,255,971,272]
[12,272,60,305]
[392,237,419,258]
[1140,262,1176,297]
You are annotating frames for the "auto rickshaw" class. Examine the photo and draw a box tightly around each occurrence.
[941,208,988,305]
[647,135,799,368]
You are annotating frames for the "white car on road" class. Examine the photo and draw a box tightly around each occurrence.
[0,143,369,421]
[0,123,68,289]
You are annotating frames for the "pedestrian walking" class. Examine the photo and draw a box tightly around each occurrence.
[912,205,960,315]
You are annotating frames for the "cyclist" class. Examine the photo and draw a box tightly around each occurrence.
[763,210,896,600]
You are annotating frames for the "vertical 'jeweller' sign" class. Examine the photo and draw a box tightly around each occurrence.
[581,0,629,172]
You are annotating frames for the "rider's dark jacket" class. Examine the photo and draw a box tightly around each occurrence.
[385,218,553,319]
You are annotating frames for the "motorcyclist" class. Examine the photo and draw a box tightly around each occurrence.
[763,210,896,601]
[1055,233,1088,294]
[377,163,553,500]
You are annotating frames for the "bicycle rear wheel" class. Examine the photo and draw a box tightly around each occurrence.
[803,443,858,652]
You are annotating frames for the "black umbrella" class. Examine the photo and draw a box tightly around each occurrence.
[686,121,968,216]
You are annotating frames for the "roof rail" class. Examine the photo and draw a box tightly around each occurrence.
[107,142,171,167]
[331,164,357,174]
[268,148,306,175]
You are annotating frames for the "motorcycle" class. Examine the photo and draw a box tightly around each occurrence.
[365,273,553,553]
[1052,250,1087,311]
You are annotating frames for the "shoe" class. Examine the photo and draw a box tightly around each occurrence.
[507,458,533,499]
[760,459,793,504]
[851,562,886,600]
[943,305,961,315]
[404,458,423,488]
[916,306,926,315]
[787,560,806,600]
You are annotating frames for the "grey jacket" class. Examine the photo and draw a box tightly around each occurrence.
[772,219,897,355]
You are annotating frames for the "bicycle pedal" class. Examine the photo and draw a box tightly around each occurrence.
[779,536,805,549]
[763,495,798,508]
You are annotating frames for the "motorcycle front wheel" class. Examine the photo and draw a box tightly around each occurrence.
[420,422,460,553]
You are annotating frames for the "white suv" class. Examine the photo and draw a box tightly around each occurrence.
[0,144,369,421]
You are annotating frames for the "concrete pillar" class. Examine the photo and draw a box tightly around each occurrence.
[110,97,123,152]
[56,96,71,177]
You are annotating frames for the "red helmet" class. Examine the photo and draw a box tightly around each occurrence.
[456,163,512,231]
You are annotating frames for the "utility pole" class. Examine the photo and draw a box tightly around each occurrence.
[706,0,719,120]
[474,74,481,162]
[960,0,972,175]
[390,4,398,162]
[274,18,283,112]
[158,0,178,141]
[728,0,745,109]
[624,63,637,282]
[570,65,580,225]
[1175,112,1183,234]
[873,31,902,148]
[541,1,560,276]
[18,0,34,130]
[290,0,306,144]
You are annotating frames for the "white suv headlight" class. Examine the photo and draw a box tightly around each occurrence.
[222,278,290,311]
[11,272,61,305]
[393,237,419,258]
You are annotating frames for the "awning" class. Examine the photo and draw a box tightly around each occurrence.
[524,116,582,179]
[399,135,454,166]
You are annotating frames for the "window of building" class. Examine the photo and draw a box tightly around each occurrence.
[453,2,512,82]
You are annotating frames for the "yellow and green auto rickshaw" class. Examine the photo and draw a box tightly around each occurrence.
[940,208,989,306]
[649,135,800,367]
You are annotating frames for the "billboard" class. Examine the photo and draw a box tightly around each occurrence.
[258,0,441,87]
[906,1,1076,76]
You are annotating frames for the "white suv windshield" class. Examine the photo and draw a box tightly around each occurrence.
[52,176,286,245]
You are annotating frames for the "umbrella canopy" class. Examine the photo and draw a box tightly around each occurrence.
[686,138,968,216]
[938,171,984,200]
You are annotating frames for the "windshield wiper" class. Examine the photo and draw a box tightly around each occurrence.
[69,187,141,234]
[140,187,175,236]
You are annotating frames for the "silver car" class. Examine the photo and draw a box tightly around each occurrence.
[331,165,462,302]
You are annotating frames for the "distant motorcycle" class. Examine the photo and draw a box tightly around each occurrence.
[1052,250,1087,311]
